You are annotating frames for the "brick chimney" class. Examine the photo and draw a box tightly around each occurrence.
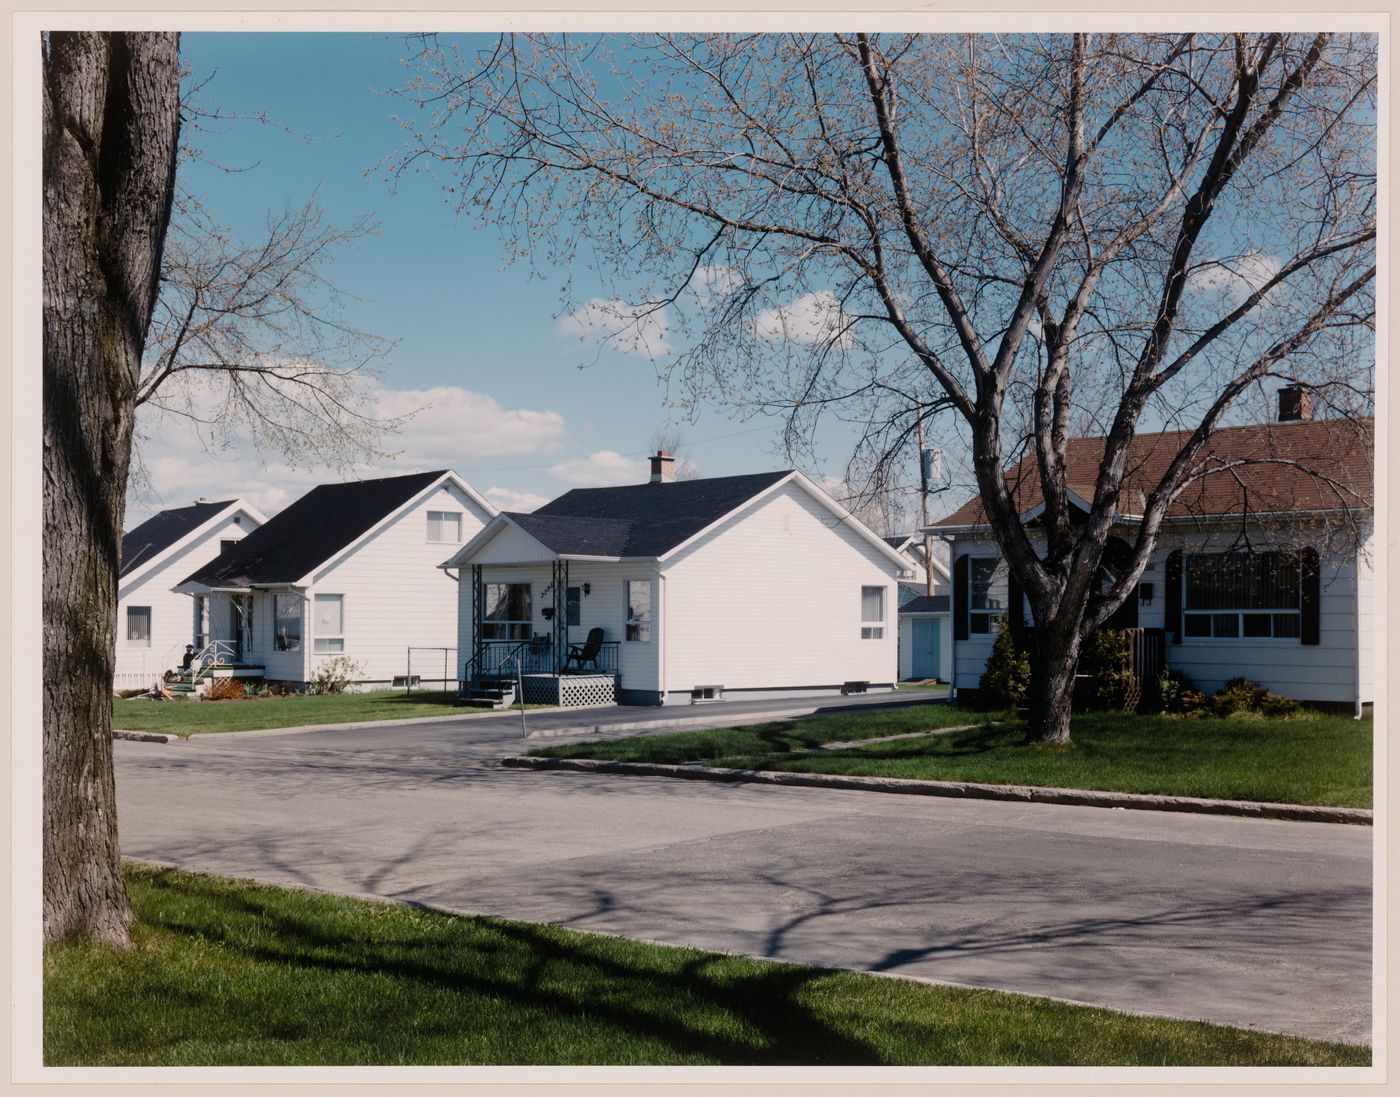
[1278,384,1313,422]
[649,451,676,483]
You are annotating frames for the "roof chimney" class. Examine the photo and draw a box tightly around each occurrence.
[649,450,676,483]
[1278,384,1313,422]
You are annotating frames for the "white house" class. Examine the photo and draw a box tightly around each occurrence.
[443,454,914,706]
[116,498,267,688]
[176,470,496,688]
[927,394,1373,713]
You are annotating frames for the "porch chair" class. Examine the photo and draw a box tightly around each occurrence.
[564,628,605,673]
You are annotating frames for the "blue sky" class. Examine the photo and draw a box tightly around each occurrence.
[127,32,863,525]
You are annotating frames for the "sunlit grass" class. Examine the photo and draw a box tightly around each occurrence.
[43,865,1369,1067]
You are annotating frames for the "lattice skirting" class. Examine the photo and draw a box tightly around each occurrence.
[521,674,617,707]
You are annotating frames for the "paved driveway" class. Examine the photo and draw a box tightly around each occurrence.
[112,702,1372,1047]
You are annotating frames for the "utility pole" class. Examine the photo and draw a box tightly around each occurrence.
[913,401,936,596]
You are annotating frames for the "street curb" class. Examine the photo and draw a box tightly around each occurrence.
[112,730,179,744]
[500,756,1373,825]
[111,693,947,743]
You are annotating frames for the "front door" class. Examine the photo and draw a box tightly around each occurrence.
[911,618,940,679]
[231,595,252,662]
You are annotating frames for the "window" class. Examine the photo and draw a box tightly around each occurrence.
[313,594,345,653]
[274,593,302,651]
[1184,551,1301,640]
[126,606,151,646]
[482,583,531,640]
[220,538,239,555]
[566,586,582,627]
[427,511,462,543]
[969,558,1006,634]
[860,586,886,639]
[626,580,652,642]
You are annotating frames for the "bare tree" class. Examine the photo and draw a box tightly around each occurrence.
[44,31,182,947]
[392,32,1374,743]
[131,82,407,495]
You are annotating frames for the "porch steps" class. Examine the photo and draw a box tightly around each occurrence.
[458,675,518,709]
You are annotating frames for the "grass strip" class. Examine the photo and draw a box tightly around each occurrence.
[112,690,540,734]
[531,708,1372,808]
[44,865,1367,1067]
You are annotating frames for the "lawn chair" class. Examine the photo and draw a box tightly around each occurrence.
[563,628,605,673]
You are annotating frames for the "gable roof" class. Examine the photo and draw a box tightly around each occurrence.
[447,468,915,573]
[182,470,455,588]
[931,417,1373,531]
[121,500,239,578]
[504,470,792,559]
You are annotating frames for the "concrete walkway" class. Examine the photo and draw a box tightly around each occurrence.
[110,697,1372,1047]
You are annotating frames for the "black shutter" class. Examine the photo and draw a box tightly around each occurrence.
[1007,569,1024,645]
[1300,546,1320,645]
[953,554,969,641]
[1165,549,1182,644]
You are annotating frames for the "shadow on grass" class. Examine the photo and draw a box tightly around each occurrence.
[135,868,888,1065]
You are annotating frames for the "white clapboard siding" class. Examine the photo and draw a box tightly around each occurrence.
[303,483,490,684]
[660,482,900,694]
[948,523,1365,705]
[114,511,259,680]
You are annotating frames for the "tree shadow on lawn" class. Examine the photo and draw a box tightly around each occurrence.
[133,868,890,1066]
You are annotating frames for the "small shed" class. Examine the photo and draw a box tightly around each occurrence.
[898,594,951,683]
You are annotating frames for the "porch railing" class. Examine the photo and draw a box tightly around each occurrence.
[460,637,621,692]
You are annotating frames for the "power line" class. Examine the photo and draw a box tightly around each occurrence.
[452,423,774,474]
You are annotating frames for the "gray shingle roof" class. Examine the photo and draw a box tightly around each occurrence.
[121,500,236,578]
[182,471,446,587]
[508,471,792,558]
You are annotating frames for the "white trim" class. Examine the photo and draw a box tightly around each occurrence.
[656,471,914,573]
[307,470,497,585]
[121,499,267,591]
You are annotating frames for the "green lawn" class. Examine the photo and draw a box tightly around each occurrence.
[530,708,1372,808]
[43,865,1367,1067]
[113,690,537,734]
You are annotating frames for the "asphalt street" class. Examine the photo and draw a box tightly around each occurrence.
[111,696,1373,1047]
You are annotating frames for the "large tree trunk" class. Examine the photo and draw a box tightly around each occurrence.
[1025,619,1083,746]
[42,32,180,947]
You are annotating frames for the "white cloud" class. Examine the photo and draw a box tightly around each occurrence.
[547,450,649,487]
[557,297,672,358]
[125,383,566,526]
[687,265,742,309]
[754,290,854,348]
[369,383,566,463]
[1187,251,1282,305]
[483,486,550,513]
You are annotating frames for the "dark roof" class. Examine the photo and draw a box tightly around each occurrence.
[505,470,792,558]
[182,471,447,587]
[121,500,237,578]
[932,417,1373,529]
[883,534,913,550]
[900,594,950,615]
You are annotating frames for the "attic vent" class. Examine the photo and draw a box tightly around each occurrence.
[690,684,725,703]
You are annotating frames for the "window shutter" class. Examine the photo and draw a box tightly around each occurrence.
[953,554,969,641]
[1007,569,1024,644]
[1165,550,1182,644]
[1300,547,1320,645]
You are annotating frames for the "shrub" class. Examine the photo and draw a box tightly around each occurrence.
[203,677,245,701]
[1083,629,1134,711]
[980,618,1030,710]
[307,656,364,695]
